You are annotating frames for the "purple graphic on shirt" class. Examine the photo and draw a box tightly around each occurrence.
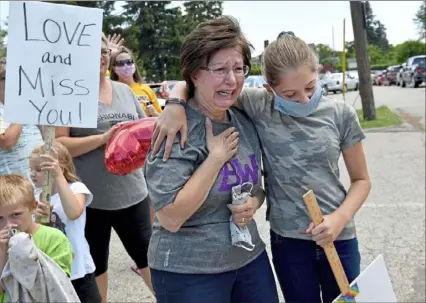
[219,154,259,191]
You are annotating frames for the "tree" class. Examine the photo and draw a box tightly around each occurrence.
[122,1,188,82]
[363,1,389,52]
[345,41,356,58]
[315,44,335,65]
[183,1,222,27]
[367,44,385,64]
[413,1,426,40]
[45,1,123,34]
[393,40,426,63]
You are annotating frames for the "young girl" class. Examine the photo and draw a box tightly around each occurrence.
[30,142,101,303]
[150,33,371,303]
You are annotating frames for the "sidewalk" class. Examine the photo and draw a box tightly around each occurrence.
[108,131,425,302]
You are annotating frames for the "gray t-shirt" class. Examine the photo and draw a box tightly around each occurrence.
[238,88,366,241]
[144,103,265,274]
[70,81,148,210]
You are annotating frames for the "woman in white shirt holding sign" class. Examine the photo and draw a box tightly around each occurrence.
[31,141,101,303]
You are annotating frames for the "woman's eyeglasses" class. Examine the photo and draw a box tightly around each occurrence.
[101,49,112,57]
[114,59,134,67]
[201,65,249,78]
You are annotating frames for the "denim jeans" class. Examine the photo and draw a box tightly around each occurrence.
[151,250,279,303]
[270,230,361,303]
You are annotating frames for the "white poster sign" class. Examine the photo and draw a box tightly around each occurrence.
[333,255,397,303]
[4,1,103,128]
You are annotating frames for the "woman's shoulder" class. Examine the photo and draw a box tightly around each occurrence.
[111,80,133,93]
[111,80,137,104]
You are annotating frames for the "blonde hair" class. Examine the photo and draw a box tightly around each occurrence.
[0,175,35,209]
[262,35,318,88]
[32,142,80,183]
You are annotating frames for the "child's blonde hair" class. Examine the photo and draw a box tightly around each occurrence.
[262,34,319,88]
[0,175,35,209]
[32,142,80,183]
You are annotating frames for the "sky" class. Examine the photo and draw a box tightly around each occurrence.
[0,1,422,56]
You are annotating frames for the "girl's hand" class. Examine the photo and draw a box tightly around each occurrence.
[35,201,51,217]
[306,211,348,247]
[205,118,239,165]
[39,148,63,179]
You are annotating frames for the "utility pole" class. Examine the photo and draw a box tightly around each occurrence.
[350,1,376,120]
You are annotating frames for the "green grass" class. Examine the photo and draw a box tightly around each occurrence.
[356,105,402,129]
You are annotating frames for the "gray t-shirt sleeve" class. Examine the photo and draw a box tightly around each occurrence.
[236,87,272,119]
[144,143,202,211]
[340,103,366,151]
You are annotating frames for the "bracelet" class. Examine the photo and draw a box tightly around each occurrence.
[165,98,187,108]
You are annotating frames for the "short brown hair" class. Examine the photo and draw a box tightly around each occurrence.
[262,35,318,88]
[32,142,80,183]
[180,16,253,97]
[0,175,35,209]
[109,46,143,83]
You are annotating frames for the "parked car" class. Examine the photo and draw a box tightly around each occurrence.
[399,55,426,88]
[322,72,359,94]
[384,65,400,85]
[148,80,179,109]
[244,75,266,88]
[396,63,406,86]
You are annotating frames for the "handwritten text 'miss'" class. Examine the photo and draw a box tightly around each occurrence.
[19,3,96,126]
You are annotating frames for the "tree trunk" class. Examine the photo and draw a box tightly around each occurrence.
[350,1,377,120]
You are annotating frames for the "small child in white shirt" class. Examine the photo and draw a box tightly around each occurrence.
[30,142,101,303]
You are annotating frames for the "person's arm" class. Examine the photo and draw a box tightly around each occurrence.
[151,81,270,160]
[0,124,22,150]
[146,119,238,232]
[310,105,370,246]
[157,154,225,232]
[336,142,371,222]
[334,103,371,222]
[55,127,108,158]
[55,176,86,220]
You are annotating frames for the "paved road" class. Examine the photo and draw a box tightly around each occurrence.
[107,86,425,302]
[331,85,426,130]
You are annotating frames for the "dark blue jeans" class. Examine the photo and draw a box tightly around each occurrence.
[151,250,279,303]
[270,230,360,303]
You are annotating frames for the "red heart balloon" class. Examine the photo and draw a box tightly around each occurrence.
[104,117,156,176]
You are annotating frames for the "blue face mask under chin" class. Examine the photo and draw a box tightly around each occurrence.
[272,82,323,117]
